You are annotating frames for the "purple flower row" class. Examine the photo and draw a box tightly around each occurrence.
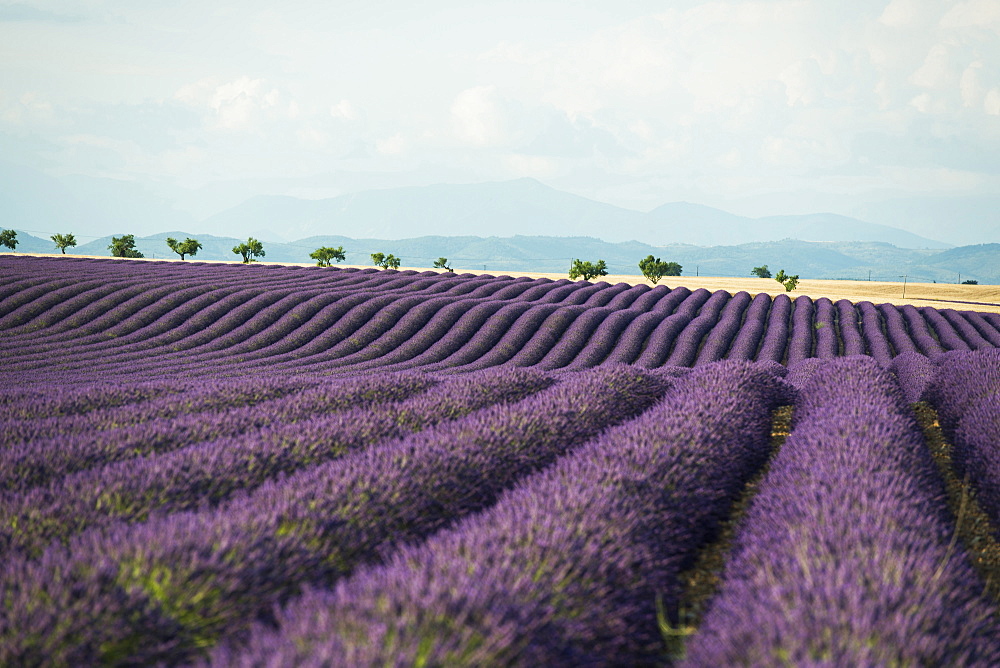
[1,368,554,558]
[685,356,1000,665]
[925,349,1000,535]
[0,365,669,665]
[210,361,792,666]
[0,373,435,492]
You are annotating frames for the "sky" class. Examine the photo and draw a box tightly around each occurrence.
[2,0,1000,236]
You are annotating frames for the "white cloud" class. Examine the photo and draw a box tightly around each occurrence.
[175,76,283,131]
[986,88,1000,114]
[940,0,1000,29]
[375,133,406,155]
[330,100,357,120]
[451,85,518,147]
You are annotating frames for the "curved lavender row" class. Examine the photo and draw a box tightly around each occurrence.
[694,291,752,365]
[0,378,197,420]
[878,302,920,356]
[858,301,893,364]
[925,349,1000,532]
[5,289,295,373]
[921,306,972,352]
[785,295,815,366]
[724,291,771,360]
[531,306,611,370]
[900,304,945,356]
[634,288,713,368]
[812,297,838,358]
[3,284,228,361]
[602,286,692,365]
[939,309,995,350]
[664,289,730,367]
[0,279,112,331]
[347,300,515,373]
[964,311,1000,347]
[2,368,554,558]
[168,274,604,376]
[0,366,669,666]
[755,292,792,363]
[214,361,791,667]
[888,350,937,403]
[0,374,434,492]
[0,281,165,341]
[836,299,866,356]
[0,377,322,447]
[9,277,487,375]
[953,398,1000,537]
[565,307,646,369]
[534,288,662,370]
[685,357,1000,666]
[308,298,503,373]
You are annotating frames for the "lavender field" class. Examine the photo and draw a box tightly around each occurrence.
[2,255,1000,666]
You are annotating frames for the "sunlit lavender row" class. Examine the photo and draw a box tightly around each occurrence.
[2,255,1000,665]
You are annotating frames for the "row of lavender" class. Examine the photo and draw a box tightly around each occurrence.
[4,355,999,664]
[0,365,671,664]
[3,256,1000,380]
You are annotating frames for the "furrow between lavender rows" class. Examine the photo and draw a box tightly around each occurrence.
[0,364,671,666]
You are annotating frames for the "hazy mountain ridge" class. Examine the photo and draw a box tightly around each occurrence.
[4,161,975,249]
[7,230,998,285]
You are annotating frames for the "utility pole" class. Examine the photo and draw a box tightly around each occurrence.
[899,274,908,298]
[868,270,871,282]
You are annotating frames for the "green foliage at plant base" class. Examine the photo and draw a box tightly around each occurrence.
[310,246,347,267]
[166,237,203,261]
[638,255,681,284]
[371,252,401,270]
[232,238,265,264]
[109,234,144,258]
[569,258,608,281]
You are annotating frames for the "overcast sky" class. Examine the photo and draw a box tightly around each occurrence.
[2,0,999,225]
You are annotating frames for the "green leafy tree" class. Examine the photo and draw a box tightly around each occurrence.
[166,237,202,260]
[774,269,799,292]
[108,234,144,258]
[962,279,979,285]
[0,228,18,251]
[638,255,681,284]
[751,265,772,278]
[569,258,608,281]
[310,246,346,267]
[433,257,453,272]
[232,237,265,263]
[371,252,401,270]
[51,233,77,254]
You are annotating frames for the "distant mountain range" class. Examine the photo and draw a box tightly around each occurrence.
[198,179,953,249]
[7,158,997,249]
[7,230,999,285]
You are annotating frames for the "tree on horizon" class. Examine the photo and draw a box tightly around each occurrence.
[51,233,77,254]
[166,237,203,260]
[232,238,265,263]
